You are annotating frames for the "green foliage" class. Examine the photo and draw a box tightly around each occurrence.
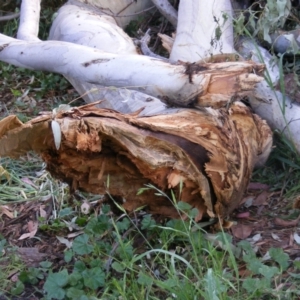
[1,191,299,299]
[43,270,69,300]
[73,234,94,255]
[235,0,292,44]
[252,131,300,197]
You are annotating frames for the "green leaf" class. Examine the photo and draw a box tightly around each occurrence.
[90,258,103,268]
[82,267,105,289]
[39,261,53,269]
[116,243,134,260]
[112,261,125,273]
[68,271,83,286]
[43,269,69,300]
[269,248,289,271]
[244,256,263,274]
[137,272,153,286]
[288,272,300,279]
[242,278,260,294]
[259,265,279,281]
[216,232,232,245]
[64,250,73,263]
[102,204,111,214]
[188,207,199,218]
[177,201,192,211]
[205,269,220,300]
[58,207,73,217]
[141,215,156,230]
[85,215,110,235]
[11,281,24,295]
[66,287,86,299]
[19,268,43,284]
[294,261,300,270]
[237,240,255,256]
[74,261,87,272]
[73,234,94,255]
[116,218,130,232]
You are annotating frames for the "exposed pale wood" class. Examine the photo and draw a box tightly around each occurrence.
[0,103,272,220]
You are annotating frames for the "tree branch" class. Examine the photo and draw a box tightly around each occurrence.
[17,0,41,41]
[0,12,20,22]
[150,0,178,28]
[170,0,235,62]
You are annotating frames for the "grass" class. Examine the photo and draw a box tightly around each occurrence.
[1,1,300,299]
[1,177,299,299]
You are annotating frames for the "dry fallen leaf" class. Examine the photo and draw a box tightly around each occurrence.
[271,232,281,241]
[294,232,300,245]
[18,220,38,240]
[253,190,269,206]
[239,195,255,207]
[0,165,10,181]
[247,182,269,190]
[251,233,262,243]
[231,223,253,239]
[56,236,73,248]
[274,216,300,227]
[236,211,250,219]
[0,205,14,219]
[39,205,47,218]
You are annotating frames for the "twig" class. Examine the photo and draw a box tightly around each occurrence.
[139,29,168,61]
[0,12,20,22]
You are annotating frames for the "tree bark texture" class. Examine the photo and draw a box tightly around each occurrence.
[0,102,272,220]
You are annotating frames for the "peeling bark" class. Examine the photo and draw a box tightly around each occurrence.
[0,103,272,220]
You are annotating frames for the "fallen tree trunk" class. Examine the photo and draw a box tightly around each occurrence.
[0,0,274,221]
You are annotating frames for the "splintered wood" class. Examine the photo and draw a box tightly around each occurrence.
[0,102,272,221]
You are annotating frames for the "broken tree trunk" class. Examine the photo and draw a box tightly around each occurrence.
[0,0,274,221]
[0,102,272,220]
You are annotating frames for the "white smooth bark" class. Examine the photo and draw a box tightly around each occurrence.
[0,35,209,106]
[17,0,41,41]
[49,4,138,55]
[170,0,235,62]
[67,0,154,28]
[238,38,300,152]
[150,0,178,28]
[49,2,164,114]
[0,13,20,22]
